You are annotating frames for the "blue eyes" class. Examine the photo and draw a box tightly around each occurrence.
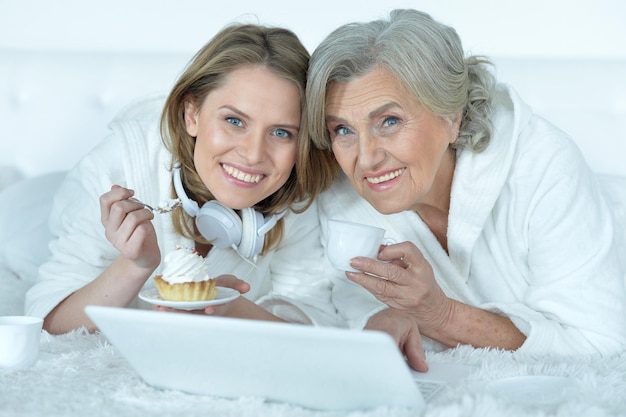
[226,117,244,127]
[334,126,352,136]
[332,116,400,137]
[383,116,399,127]
[273,128,290,138]
[225,117,293,139]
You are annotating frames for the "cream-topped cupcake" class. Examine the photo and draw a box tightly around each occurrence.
[153,246,217,301]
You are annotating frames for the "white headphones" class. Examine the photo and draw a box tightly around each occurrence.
[172,165,285,260]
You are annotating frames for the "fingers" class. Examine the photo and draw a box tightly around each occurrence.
[366,309,428,372]
[101,186,155,224]
[346,270,396,305]
[105,208,154,251]
[214,275,251,294]
[154,306,206,315]
[346,256,413,307]
[203,302,232,316]
[346,241,435,310]
[100,186,134,224]
[101,186,155,242]
[377,242,429,271]
[100,186,159,266]
[403,328,429,372]
[155,302,235,316]
[350,242,421,282]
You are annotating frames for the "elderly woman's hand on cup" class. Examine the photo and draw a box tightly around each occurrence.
[347,241,455,339]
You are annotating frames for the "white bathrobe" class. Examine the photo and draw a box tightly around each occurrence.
[318,85,626,355]
[25,94,337,326]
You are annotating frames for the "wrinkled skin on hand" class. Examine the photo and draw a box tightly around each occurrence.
[347,241,455,372]
[365,307,429,372]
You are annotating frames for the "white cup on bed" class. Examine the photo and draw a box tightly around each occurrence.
[327,219,395,272]
[0,316,43,369]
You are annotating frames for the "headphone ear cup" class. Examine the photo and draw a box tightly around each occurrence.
[195,201,243,249]
[238,208,264,259]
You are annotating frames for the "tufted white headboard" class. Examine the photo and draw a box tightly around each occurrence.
[2,50,625,186]
[0,49,191,182]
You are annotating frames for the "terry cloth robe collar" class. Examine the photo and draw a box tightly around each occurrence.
[447,84,533,281]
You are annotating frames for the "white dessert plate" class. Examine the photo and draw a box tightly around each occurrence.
[138,287,240,310]
[485,375,577,406]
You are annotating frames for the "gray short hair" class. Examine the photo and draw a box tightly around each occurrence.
[307,9,495,153]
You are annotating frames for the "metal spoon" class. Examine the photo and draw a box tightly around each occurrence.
[127,197,182,214]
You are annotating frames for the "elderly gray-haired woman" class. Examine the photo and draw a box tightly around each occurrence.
[308,9,626,371]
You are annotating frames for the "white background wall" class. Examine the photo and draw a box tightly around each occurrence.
[1,0,625,58]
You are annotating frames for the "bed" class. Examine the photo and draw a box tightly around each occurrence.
[1,4,626,417]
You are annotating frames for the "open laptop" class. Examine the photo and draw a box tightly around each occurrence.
[85,305,470,411]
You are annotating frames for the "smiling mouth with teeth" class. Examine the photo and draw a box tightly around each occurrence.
[222,164,264,184]
[365,168,405,184]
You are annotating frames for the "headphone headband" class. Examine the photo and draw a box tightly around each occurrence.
[259,210,287,235]
[172,165,199,216]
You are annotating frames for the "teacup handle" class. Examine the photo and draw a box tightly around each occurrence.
[382,237,396,246]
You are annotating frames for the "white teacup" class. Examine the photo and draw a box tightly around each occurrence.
[0,316,43,369]
[327,219,395,272]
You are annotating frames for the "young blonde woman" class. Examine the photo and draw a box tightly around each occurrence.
[26,23,338,334]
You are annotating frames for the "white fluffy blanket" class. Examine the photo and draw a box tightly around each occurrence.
[2,271,626,417]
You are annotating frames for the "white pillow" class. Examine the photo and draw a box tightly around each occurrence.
[0,266,32,315]
[598,174,626,225]
[597,174,626,271]
[0,171,66,283]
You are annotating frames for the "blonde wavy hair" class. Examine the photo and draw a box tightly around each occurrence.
[161,23,338,252]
